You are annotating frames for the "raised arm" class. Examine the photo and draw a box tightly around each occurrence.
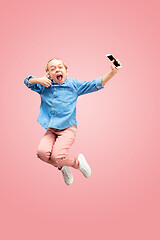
[102,59,122,86]
[24,73,52,94]
[29,73,52,88]
[76,76,104,96]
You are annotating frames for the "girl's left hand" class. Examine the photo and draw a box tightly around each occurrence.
[111,59,122,73]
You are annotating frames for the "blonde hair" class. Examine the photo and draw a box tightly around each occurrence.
[45,58,68,72]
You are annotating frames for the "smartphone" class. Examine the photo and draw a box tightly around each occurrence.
[105,54,122,69]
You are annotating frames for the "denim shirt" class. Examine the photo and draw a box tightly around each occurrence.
[24,76,105,130]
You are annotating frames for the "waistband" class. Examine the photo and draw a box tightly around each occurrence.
[48,125,77,132]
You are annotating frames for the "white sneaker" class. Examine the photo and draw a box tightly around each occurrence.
[61,166,73,186]
[78,154,91,178]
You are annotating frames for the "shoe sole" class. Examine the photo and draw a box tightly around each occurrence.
[79,154,91,178]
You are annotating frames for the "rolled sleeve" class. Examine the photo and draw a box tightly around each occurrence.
[24,76,44,94]
[95,76,105,90]
[76,76,104,96]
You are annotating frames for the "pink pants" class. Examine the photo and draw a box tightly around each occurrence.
[37,125,80,169]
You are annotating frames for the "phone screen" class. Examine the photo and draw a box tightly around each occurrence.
[113,60,121,68]
[107,55,115,61]
[107,54,121,68]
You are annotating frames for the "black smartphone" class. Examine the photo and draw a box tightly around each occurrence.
[105,54,122,69]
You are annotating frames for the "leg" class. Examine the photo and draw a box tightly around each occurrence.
[37,128,56,165]
[50,125,80,169]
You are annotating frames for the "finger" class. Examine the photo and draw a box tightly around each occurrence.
[117,59,121,64]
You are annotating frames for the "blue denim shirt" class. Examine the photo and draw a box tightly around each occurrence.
[24,76,105,130]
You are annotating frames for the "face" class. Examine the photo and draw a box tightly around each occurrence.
[47,59,68,84]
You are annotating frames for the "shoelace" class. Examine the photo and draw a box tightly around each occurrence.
[62,168,70,179]
[80,165,87,174]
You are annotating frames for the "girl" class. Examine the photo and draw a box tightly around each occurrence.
[24,58,121,185]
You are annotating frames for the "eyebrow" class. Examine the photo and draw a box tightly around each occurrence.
[50,64,63,68]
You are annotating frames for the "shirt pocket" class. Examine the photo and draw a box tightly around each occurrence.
[59,88,75,103]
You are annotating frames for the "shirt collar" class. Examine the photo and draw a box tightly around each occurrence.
[50,77,68,85]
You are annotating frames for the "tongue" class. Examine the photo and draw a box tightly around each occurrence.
[57,76,62,81]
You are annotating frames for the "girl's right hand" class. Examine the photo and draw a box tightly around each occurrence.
[38,73,52,88]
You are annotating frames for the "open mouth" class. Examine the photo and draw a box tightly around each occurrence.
[56,74,63,81]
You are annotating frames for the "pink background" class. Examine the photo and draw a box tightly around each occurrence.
[1,0,160,239]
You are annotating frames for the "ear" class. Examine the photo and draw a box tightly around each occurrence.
[45,72,49,77]
[45,72,52,79]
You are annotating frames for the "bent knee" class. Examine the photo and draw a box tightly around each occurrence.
[37,148,52,162]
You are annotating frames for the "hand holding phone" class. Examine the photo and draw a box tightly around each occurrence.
[105,54,122,69]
